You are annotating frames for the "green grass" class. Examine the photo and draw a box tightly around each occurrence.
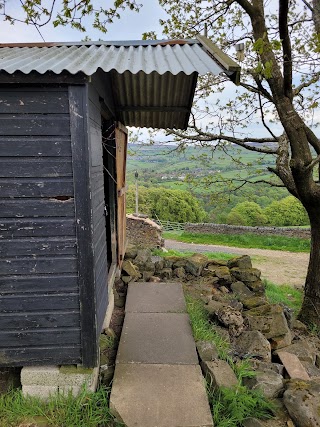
[164,231,310,253]
[152,248,235,261]
[265,280,303,314]
[0,386,122,427]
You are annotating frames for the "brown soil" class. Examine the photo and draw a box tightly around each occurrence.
[165,239,309,288]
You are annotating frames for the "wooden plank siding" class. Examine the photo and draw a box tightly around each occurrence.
[0,86,81,366]
[87,84,109,338]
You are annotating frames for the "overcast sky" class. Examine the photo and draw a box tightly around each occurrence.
[0,0,166,42]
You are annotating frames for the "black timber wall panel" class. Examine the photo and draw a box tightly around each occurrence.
[88,83,109,336]
[0,87,81,366]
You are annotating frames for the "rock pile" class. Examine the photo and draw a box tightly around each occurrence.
[117,247,320,427]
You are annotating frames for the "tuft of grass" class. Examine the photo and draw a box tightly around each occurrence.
[210,386,275,427]
[164,231,310,253]
[264,279,303,314]
[0,386,122,427]
[152,248,235,262]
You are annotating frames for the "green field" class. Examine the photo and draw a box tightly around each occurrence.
[127,143,287,221]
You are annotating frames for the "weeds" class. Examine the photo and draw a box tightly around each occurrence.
[0,386,122,427]
[210,386,275,427]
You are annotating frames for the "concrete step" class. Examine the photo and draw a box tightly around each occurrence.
[110,282,213,427]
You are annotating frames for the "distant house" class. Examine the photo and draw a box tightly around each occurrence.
[0,37,240,368]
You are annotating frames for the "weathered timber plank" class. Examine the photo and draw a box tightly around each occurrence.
[0,115,70,136]
[69,84,97,367]
[0,274,78,293]
[0,218,75,238]
[0,237,77,257]
[0,198,74,217]
[0,178,74,198]
[0,293,79,312]
[92,185,105,211]
[0,91,69,114]
[0,345,82,367]
[0,136,71,157]
[0,310,80,330]
[0,328,81,347]
[0,158,72,177]
[0,256,77,276]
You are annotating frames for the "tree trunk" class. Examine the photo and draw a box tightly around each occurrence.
[298,208,320,327]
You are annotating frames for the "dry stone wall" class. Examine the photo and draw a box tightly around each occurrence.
[126,214,164,249]
[184,223,310,239]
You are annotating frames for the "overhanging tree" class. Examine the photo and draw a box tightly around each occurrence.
[3,0,320,325]
[153,0,320,326]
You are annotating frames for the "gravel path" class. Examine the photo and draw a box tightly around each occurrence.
[165,239,309,288]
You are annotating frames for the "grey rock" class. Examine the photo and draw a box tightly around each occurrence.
[122,260,141,278]
[245,304,290,339]
[230,267,261,282]
[269,331,292,350]
[283,379,320,427]
[134,248,152,270]
[243,369,284,398]
[124,244,138,260]
[231,281,254,298]
[214,266,233,285]
[185,254,208,276]
[242,296,268,309]
[205,299,227,316]
[212,324,231,344]
[148,276,161,283]
[274,339,316,364]
[173,267,186,279]
[246,280,266,294]
[250,360,284,376]
[217,306,244,337]
[301,361,320,378]
[201,360,238,390]
[154,258,165,273]
[292,319,308,331]
[196,340,219,362]
[114,289,126,308]
[160,268,172,280]
[228,255,253,269]
[234,331,271,362]
[122,275,135,284]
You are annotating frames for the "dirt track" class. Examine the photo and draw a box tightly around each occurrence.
[165,239,309,288]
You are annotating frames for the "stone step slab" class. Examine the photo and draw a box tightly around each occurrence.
[125,282,186,313]
[110,363,213,427]
[116,312,198,365]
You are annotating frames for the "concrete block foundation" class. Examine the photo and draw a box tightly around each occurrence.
[21,365,99,399]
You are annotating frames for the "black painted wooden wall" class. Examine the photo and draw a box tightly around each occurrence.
[87,83,109,338]
[0,86,82,366]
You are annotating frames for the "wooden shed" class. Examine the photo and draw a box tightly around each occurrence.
[0,38,240,368]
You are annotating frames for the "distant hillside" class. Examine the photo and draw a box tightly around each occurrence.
[126,143,288,222]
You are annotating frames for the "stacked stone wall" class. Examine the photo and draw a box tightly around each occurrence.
[184,223,310,239]
[126,214,164,249]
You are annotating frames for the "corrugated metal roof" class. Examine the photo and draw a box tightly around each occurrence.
[0,39,240,129]
[0,43,224,76]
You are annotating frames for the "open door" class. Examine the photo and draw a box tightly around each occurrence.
[115,122,128,266]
